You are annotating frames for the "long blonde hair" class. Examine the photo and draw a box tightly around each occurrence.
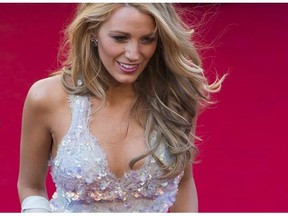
[56,3,225,178]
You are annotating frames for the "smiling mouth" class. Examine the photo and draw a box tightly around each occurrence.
[118,61,139,69]
[117,61,140,73]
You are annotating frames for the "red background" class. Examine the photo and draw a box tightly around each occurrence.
[0,3,288,212]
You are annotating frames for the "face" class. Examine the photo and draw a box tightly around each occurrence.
[96,6,157,86]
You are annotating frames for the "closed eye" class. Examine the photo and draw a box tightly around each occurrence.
[111,35,128,43]
[141,37,156,44]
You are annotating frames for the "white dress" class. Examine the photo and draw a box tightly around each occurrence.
[49,95,183,212]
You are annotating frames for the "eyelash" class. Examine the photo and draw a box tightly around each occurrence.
[111,36,156,44]
[141,37,156,44]
[111,36,127,42]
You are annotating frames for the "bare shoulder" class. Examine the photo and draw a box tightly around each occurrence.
[25,74,67,113]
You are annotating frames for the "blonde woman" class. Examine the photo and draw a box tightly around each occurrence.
[18,3,224,212]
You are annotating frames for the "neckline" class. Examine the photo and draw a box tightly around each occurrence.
[50,94,155,182]
[87,132,151,181]
[86,95,152,181]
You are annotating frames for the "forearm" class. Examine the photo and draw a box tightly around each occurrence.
[18,183,48,203]
[17,162,49,203]
[18,183,51,212]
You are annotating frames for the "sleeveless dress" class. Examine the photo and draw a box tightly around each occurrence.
[49,95,183,212]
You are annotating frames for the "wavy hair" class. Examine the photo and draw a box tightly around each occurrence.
[55,3,225,178]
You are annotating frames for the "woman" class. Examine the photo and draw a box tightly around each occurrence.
[18,3,224,212]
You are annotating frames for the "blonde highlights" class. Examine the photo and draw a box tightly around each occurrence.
[57,3,225,178]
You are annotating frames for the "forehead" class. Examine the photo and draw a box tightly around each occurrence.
[99,6,156,34]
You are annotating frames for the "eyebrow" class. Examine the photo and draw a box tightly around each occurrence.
[109,30,157,37]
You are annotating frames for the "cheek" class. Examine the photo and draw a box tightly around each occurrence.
[99,41,123,60]
[144,45,157,60]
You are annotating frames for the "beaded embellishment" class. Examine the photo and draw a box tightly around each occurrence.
[49,95,183,212]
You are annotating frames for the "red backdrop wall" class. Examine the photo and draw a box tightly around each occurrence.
[0,3,287,212]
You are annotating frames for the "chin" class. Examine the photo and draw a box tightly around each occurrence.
[115,76,139,85]
[117,80,137,85]
[111,78,137,86]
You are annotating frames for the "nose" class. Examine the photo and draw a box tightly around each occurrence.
[124,42,140,62]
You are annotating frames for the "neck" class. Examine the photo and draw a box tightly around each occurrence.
[106,84,135,106]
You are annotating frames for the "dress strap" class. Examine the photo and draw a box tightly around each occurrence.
[67,94,90,137]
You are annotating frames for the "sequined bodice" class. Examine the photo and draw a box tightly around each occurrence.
[49,95,183,212]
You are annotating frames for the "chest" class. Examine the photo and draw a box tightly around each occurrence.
[91,113,147,172]
[52,95,149,178]
[49,95,183,212]
[50,129,182,207]
[50,124,180,200]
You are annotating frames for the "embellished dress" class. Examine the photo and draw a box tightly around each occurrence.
[49,95,183,212]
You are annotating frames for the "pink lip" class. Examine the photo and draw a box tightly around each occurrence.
[117,61,139,74]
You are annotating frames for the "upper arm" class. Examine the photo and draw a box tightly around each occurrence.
[18,79,56,201]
